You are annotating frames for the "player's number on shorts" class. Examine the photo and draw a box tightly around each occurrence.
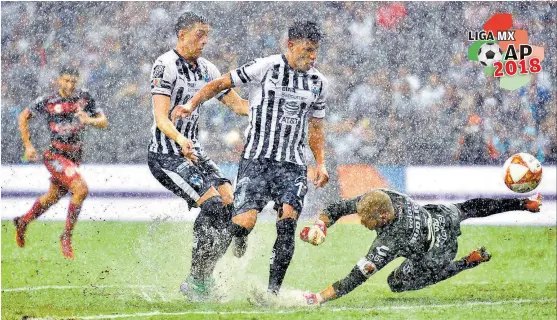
[295,181,305,197]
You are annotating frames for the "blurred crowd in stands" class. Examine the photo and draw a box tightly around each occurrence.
[2,2,556,167]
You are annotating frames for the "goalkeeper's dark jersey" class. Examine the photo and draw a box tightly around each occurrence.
[323,189,461,273]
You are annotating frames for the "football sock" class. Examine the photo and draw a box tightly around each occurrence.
[190,197,236,282]
[211,203,234,270]
[268,218,297,294]
[458,198,523,219]
[65,202,82,233]
[22,200,48,225]
[230,222,250,237]
[190,198,220,281]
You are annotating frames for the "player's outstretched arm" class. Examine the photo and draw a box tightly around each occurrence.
[220,89,249,116]
[18,108,39,162]
[153,94,196,161]
[304,263,371,305]
[171,74,235,122]
[321,196,363,227]
[76,111,108,129]
[305,240,396,305]
[308,117,328,188]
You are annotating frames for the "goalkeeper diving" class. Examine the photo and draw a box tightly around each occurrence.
[299,188,543,305]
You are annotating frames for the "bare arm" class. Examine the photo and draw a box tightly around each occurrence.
[191,73,234,107]
[18,108,39,161]
[220,88,249,116]
[19,108,33,150]
[308,117,328,188]
[152,94,195,160]
[171,73,235,122]
[310,240,397,305]
[77,111,108,129]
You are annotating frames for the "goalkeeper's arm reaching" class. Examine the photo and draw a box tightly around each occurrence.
[303,238,398,305]
[300,195,364,245]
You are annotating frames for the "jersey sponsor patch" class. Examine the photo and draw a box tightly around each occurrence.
[49,159,64,173]
[153,65,165,78]
[188,173,204,190]
[369,245,390,264]
[357,257,377,278]
[375,245,390,257]
[64,166,77,178]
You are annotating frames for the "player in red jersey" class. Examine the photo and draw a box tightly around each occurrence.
[14,67,108,259]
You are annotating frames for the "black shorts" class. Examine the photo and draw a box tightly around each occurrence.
[233,158,308,216]
[148,151,231,208]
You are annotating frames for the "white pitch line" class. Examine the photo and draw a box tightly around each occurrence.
[1,284,156,293]
[25,298,556,320]
[156,290,169,302]
[3,281,554,293]
[139,290,152,302]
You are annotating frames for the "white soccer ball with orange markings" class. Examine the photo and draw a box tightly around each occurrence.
[306,226,326,246]
[503,153,542,193]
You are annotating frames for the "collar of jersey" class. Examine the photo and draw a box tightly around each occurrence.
[174,49,200,72]
[281,54,308,74]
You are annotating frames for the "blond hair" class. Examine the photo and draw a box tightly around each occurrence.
[356,190,394,221]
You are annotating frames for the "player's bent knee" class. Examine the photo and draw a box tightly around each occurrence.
[42,189,64,205]
[232,210,257,230]
[221,194,234,206]
[387,272,406,293]
[197,187,220,206]
[40,194,60,207]
[217,183,234,205]
[278,204,298,220]
[70,179,89,201]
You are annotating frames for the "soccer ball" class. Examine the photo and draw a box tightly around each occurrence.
[503,153,542,193]
[478,43,503,67]
[300,221,327,246]
[306,226,325,245]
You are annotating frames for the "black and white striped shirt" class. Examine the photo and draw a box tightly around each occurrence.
[231,54,328,166]
[149,49,228,156]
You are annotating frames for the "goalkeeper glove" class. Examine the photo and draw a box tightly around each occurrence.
[303,292,324,306]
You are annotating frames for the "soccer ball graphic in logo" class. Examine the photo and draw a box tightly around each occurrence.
[503,153,542,193]
[478,42,503,67]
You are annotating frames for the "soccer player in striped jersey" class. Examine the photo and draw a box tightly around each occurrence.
[14,67,108,259]
[300,189,543,305]
[148,12,248,301]
[174,21,330,294]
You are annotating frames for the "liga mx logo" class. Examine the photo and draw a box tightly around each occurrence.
[467,13,544,91]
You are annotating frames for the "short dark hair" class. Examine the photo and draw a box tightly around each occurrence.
[288,20,323,43]
[175,12,209,35]
[59,66,80,77]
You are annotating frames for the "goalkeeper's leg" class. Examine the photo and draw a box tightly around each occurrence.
[387,247,491,292]
[455,193,542,221]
